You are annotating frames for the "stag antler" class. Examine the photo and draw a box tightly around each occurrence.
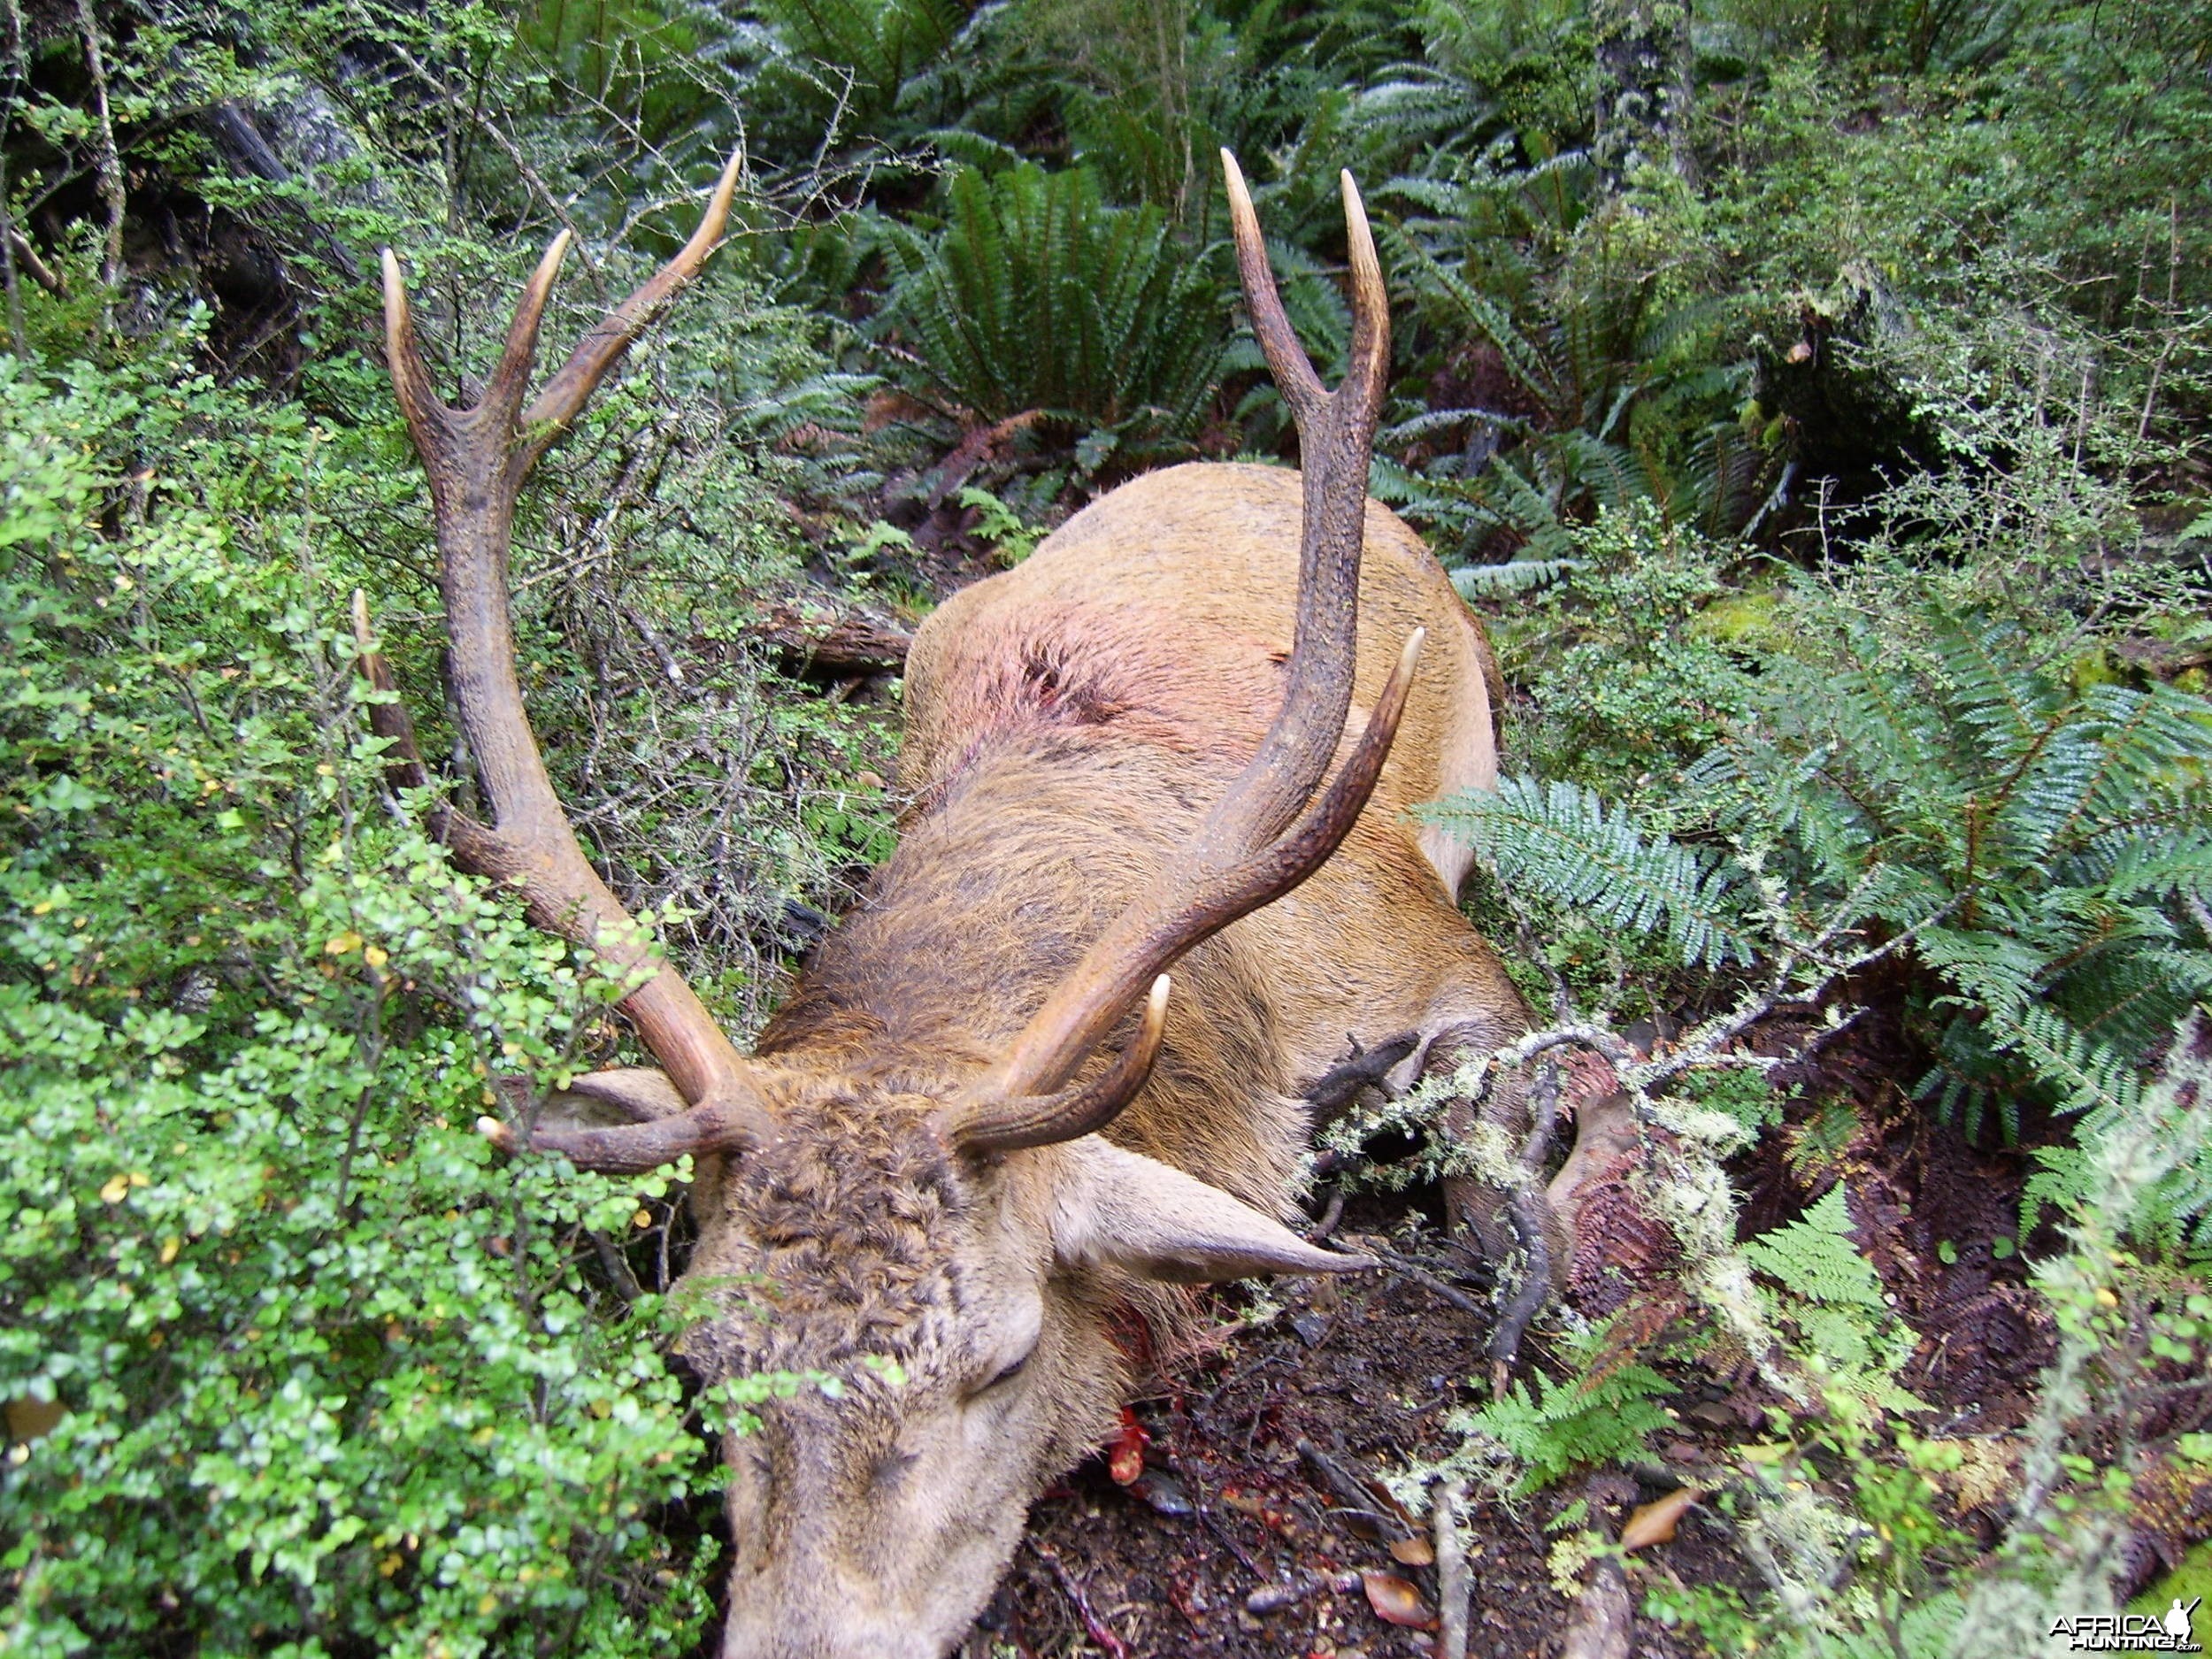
[942,154,1420,1156]
[357,153,780,1172]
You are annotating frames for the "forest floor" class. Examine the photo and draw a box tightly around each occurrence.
[947,1000,2070,1659]
[970,1201,1728,1659]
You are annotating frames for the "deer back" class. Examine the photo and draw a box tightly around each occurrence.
[906,461,1503,904]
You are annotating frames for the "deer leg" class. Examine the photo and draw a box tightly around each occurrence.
[1412,1015,1565,1269]
[1406,1010,1581,1391]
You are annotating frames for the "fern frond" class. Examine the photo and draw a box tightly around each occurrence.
[1927,612,2065,770]
[1742,1187,1888,1310]
[1986,1002,2143,1124]
[874,164,1223,433]
[1450,557,1582,597]
[1429,777,1755,967]
[1384,226,1557,406]
[2021,1141,2092,1236]
[1913,925,2051,1017]
[2082,826,2212,905]
[2052,945,2212,1058]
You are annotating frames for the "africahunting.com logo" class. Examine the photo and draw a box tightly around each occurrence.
[2049,1601,2202,1653]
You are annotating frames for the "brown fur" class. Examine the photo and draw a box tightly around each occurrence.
[685,464,1538,1658]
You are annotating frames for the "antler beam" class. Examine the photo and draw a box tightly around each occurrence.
[363,154,778,1166]
[949,154,1416,1153]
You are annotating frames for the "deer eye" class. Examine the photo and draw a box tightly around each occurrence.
[975,1347,1034,1396]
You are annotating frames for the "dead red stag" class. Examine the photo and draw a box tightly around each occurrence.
[361,149,1598,1658]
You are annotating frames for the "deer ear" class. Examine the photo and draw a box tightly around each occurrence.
[1051,1140,1375,1283]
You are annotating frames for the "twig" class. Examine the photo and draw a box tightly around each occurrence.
[1560,1557,1632,1659]
[1488,1060,1563,1390]
[1295,1437,1380,1513]
[7,227,60,295]
[70,0,126,341]
[621,604,686,686]
[1197,1349,1283,1413]
[2139,198,2181,442]
[1307,1185,1346,1242]
[1433,1476,1472,1659]
[1302,1030,1421,1120]
[1294,1438,1417,1549]
[1366,1245,1487,1317]
[388,40,606,299]
[1246,1571,1361,1616]
[1026,1540,1129,1659]
[587,1228,642,1304]
[1163,1448,1270,1578]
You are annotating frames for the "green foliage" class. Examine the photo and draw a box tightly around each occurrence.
[1442,778,1755,969]
[1714,1413,1971,1655]
[1678,1063,1789,1137]
[872,164,1226,437]
[1644,1578,1762,1655]
[1432,512,2212,1189]
[12,0,2212,1649]
[1479,504,1755,795]
[0,357,728,1655]
[1455,1318,1677,1492]
[742,0,968,151]
[1374,156,1764,563]
[1743,1188,1925,1413]
[1702,596,2212,1156]
[1742,1189,1886,1311]
[956,486,1049,565]
[514,0,738,158]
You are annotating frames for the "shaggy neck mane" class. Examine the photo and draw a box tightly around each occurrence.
[756,722,1233,1091]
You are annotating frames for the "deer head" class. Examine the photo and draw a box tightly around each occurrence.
[360,150,1407,1658]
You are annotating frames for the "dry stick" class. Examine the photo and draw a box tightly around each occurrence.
[395,41,606,299]
[1163,1447,1271,1579]
[1025,1540,1130,1659]
[2139,197,2182,442]
[1246,1571,1361,1617]
[70,0,125,342]
[1307,1185,1346,1242]
[0,218,27,357]
[1488,1058,1563,1394]
[1365,1244,1486,1316]
[1294,1438,1416,1548]
[1433,1476,1472,1659]
[1460,887,1950,1391]
[1295,1438,1379,1515]
[1560,1558,1632,1659]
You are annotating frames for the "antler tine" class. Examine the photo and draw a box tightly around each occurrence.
[475,1095,764,1176]
[521,149,744,457]
[1220,151,1324,424]
[1203,155,1391,858]
[368,154,776,1172]
[946,978,1172,1156]
[954,155,1409,1148]
[1126,626,1424,952]
[488,230,573,421]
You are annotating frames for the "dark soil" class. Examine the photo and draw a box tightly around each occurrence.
[955,1001,2085,1659]
[963,1205,1759,1659]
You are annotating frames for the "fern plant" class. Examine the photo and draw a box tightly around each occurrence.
[743,0,969,148]
[1429,563,2212,1229]
[1742,1187,1926,1412]
[1371,153,1771,567]
[1701,603,2212,1144]
[1456,1316,1677,1492]
[872,164,1226,439]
